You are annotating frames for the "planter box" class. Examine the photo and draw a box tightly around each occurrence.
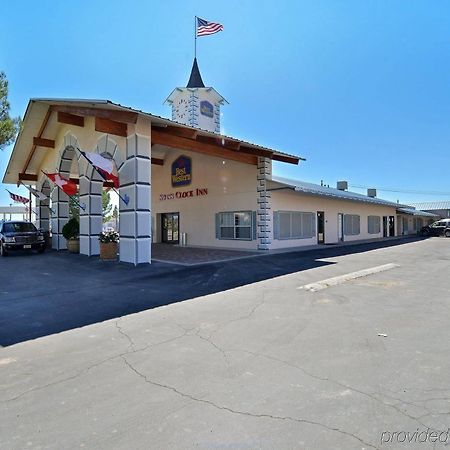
[100,242,118,261]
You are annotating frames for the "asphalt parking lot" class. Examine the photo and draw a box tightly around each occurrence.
[1,237,450,449]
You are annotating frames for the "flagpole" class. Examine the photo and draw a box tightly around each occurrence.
[76,147,129,205]
[194,16,197,58]
[29,190,32,222]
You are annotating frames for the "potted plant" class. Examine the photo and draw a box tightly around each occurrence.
[62,218,80,253]
[99,230,119,261]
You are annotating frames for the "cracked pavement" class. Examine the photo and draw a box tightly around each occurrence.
[1,237,450,449]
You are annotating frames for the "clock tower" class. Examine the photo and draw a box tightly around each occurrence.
[165,58,227,133]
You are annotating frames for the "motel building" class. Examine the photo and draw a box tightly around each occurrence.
[3,59,435,265]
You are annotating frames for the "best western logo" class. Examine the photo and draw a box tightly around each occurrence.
[171,156,192,187]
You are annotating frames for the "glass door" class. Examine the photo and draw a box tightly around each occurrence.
[317,211,325,244]
[338,213,344,242]
[161,212,179,244]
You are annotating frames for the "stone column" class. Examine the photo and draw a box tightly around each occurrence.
[37,182,51,231]
[256,157,272,250]
[79,173,103,256]
[118,134,152,265]
[51,187,69,250]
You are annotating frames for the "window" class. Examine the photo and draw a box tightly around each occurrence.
[368,216,381,234]
[2,222,36,233]
[274,211,315,239]
[344,214,360,235]
[217,211,253,240]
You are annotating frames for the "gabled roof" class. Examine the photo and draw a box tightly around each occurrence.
[396,208,439,218]
[3,98,303,185]
[269,176,408,208]
[408,201,450,211]
[186,58,205,88]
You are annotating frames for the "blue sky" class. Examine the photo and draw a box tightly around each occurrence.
[1,0,449,206]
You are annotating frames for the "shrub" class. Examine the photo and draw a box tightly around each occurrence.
[62,218,79,240]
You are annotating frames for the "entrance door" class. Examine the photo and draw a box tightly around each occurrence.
[161,212,179,244]
[382,216,388,237]
[338,213,344,242]
[389,216,395,237]
[317,211,325,244]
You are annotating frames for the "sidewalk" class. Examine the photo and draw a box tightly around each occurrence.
[152,235,421,266]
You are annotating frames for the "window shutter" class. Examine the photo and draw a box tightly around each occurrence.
[252,211,257,240]
[273,211,279,240]
[215,213,220,239]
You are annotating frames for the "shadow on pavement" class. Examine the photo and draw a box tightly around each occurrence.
[0,236,425,346]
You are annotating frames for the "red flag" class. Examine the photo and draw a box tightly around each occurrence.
[45,173,78,196]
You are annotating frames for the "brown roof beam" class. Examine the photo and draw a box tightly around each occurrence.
[57,111,84,127]
[272,154,301,165]
[33,137,55,148]
[51,105,138,124]
[21,106,53,176]
[19,173,38,182]
[95,117,127,137]
[151,157,164,166]
[158,125,198,139]
[151,129,258,165]
[196,135,273,159]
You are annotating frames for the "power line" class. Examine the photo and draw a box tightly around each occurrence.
[349,185,450,196]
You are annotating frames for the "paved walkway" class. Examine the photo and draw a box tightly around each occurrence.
[152,243,257,265]
[151,236,417,265]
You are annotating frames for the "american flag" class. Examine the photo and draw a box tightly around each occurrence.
[197,17,224,37]
[7,190,29,204]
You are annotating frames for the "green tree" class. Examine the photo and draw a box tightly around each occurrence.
[69,195,80,220]
[112,205,119,230]
[102,190,113,223]
[0,72,20,150]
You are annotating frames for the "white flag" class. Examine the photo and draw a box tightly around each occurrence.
[23,183,48,201]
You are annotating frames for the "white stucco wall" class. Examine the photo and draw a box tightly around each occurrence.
[269,189,398,249]
[152,149,259,250]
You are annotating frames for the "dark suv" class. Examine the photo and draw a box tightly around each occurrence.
[420,219,450,238]
[0,221,46,256]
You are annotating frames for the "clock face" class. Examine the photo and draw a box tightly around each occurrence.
[175,98,188,120]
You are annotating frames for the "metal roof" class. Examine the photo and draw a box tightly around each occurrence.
[396,208,439,218]
[408,201,450,211]
[269,176,408,208]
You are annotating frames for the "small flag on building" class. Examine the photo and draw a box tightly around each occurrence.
[196,17,224,36]
[21,183,48,201]
[7,190,29,204]
[80,151,119,188]
[44,172,78,197]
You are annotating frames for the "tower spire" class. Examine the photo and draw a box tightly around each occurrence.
[186,58,205,88]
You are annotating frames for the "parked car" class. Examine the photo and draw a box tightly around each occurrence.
[0,221,46,256]
[420,219,450,238]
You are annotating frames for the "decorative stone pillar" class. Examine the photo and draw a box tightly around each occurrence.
[79,173,102,256]
[37,181,51,231]
[51,187,69,250]
[257,157,272,250]
[118,134,152,265]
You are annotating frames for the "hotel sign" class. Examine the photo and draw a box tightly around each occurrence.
[171,155,192,187]
[200,100,214,118]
